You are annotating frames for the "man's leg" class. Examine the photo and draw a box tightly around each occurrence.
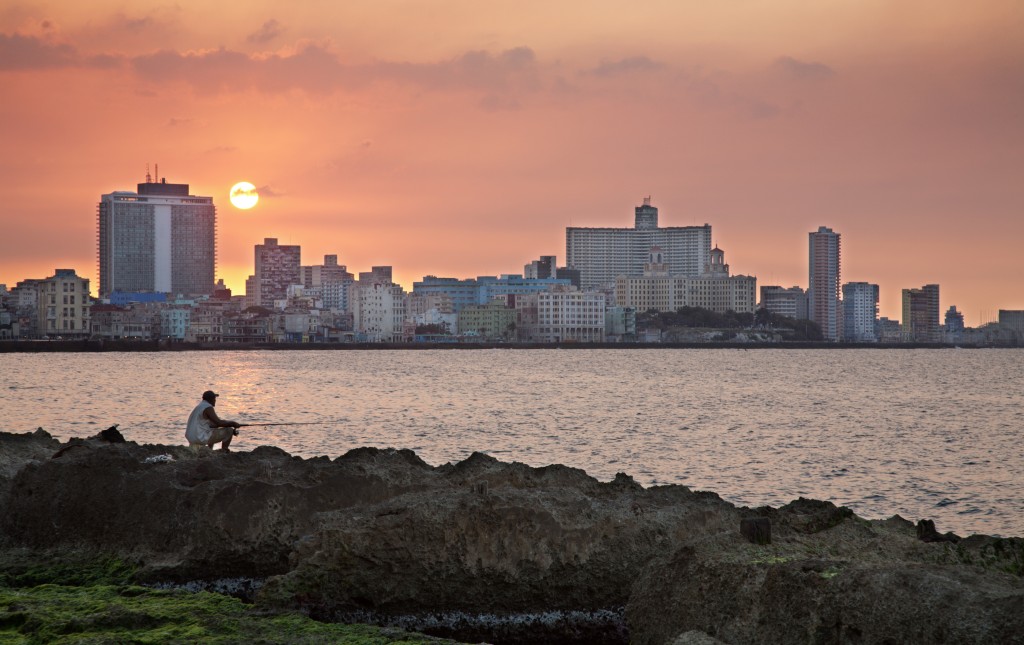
[206,427,233,451]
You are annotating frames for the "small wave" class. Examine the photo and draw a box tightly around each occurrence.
[936,498,958,507]
[956,507,983,515]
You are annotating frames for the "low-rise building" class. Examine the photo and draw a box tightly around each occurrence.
[605,306,637,342]
[37,269,91,339]
[759,286,808,320]
[160,307,191,340]
[534,286,606,343]
[458,300,517,340]
[223,312,270,343]
[877,317,901,343]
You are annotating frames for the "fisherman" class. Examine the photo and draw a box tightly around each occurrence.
[185,390,241,451]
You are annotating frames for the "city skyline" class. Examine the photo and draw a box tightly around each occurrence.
[2,2,1022,325]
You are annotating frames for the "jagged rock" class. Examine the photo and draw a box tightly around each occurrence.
[917,518,961,543]
[626,519,1024,644]
[1,431,1022,644]
[0,429,61,509]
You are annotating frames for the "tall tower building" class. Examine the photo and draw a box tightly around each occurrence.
[566,198,712,291]
[97,177,216,297]
[901,284,940,342]
[247,238,301,308]
[808,226,842,341]
[842,282,879,342]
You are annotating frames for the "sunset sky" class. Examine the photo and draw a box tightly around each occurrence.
[2,1,1021,324]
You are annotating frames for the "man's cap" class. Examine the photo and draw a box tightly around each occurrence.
[202,390,218,401]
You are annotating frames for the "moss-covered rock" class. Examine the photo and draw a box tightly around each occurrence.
[0,583,456,644]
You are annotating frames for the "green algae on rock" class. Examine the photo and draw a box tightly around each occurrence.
[0,583,458,644]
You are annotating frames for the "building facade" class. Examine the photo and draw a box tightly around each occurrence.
[614,247,756,315]
[566,198,712,291]
[524,255,557,279]
[998,310,1024,337]
[759,286,808,320]
[302,255,353,288]
[37,269,91,338]
[248,238,301,309]
[352,282,407,342]
[842,282,879,342]
[97,178,216,297]
[808,226,842,341]
[901,284,940,342]
[413,275,572,312]
[457,300,517,339]
[530,286,606,343]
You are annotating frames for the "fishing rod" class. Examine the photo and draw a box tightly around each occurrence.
[238,422,337,427]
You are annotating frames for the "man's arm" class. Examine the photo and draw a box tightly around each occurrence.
[203,407,241,428]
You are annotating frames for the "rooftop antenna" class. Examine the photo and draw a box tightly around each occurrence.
[155,163,159,183]
[145,163,152,183]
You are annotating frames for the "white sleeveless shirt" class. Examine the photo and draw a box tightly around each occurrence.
[185,400,214,444]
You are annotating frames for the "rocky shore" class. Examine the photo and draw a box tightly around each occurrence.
[1,429,1022,644]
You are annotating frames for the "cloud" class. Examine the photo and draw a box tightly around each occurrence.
[587,56,665,78]
[166,117,194,127]
[773,56,834,80]
[256,185,282,198]
[205,145,238,154]
[0,33,76,69]
[247,19,284,45]
[129,43,540,95]
[0,32,125,70]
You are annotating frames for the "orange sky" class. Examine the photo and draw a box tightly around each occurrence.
[1,1,1022,324]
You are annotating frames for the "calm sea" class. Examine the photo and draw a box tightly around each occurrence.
[2,348,1022,537]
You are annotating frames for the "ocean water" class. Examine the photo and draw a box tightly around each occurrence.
[2,348,1022,537]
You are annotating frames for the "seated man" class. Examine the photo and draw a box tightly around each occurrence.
[185,390,241,451]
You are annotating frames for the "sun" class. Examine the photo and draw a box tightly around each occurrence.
[229,182,259,209]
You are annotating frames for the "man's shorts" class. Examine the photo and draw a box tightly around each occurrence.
[189,426,234,447]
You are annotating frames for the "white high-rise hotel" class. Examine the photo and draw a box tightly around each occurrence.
[566,198,711,291]
[97,177,216,297]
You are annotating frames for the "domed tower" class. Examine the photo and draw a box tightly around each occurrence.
[702,246,729,277]
[644,245,669,276]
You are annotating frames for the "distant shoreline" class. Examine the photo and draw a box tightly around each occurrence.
[0,339,1005,353]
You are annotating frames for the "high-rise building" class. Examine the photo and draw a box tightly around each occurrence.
[247,238,301,308]
[97,177,216,297]
[566,198,712,291]
[808,226,842,341]
[842,282,879,342]
[901,284,940,342]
